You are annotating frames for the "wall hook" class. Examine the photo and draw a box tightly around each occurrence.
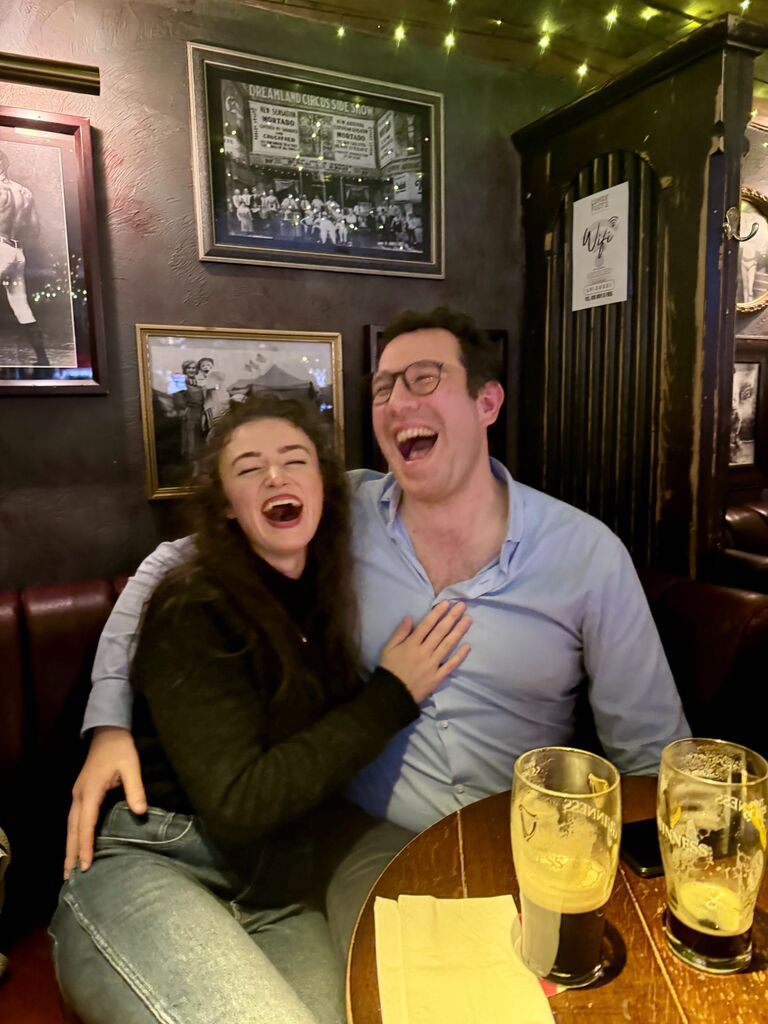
[723,207,759,242]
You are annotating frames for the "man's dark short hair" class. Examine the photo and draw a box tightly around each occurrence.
[380,306,502,397]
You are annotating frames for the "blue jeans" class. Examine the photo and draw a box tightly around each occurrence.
[49,803,345,1024]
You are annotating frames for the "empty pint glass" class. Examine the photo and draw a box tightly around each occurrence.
[658,738,768,973]
[511,747,622,987]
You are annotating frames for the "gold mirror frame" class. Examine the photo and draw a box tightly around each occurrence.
[736,186,768,313]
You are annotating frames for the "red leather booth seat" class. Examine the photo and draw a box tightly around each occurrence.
[0,579,123,1024]
[1,570,767,1022]
[720,500,768,593]
[0,592,24,788]
[639,568,768,757]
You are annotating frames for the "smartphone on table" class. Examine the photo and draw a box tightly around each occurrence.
[621,818,664,878]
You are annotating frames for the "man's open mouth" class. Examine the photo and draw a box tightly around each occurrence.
[395,427,438,462]
[261,495,303,524]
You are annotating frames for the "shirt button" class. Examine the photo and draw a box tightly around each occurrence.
[439,721,449,730]
[455,784,465,794]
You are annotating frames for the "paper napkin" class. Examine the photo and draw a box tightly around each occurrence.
[374,894,555,1024]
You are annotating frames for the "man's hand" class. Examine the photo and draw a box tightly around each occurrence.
[64,727,147,879]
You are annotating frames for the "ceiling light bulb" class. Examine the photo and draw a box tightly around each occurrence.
[394,24,406,43]
[539,33,551,51]
[576,62,588,79]
[337,25,345,37]
[444,31,456,50]
[640,6,658,19]
[740,0,750,9]
[605,7,619,27]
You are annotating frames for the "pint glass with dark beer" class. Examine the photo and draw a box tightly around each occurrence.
[658,738,768,974]
[510,747,622,988]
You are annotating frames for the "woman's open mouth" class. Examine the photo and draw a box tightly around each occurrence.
[395,427,438,463]
[261,495,303,527]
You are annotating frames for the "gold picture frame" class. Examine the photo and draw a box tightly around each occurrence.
[736,186,768,313]
[136,324,344,499]
[0,106,107,393]
[0,50,100,93]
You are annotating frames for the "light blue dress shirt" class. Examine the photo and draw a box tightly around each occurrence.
[83,461,689,835]
[346,462,690,831]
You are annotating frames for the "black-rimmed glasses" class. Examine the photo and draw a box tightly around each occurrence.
[371,360,444,406]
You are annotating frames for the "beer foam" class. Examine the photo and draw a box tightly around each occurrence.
[516,851,612,914]
[673,881,752,936]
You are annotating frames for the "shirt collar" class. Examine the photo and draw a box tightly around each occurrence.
[378,472,402,527]
[376,457,524,571]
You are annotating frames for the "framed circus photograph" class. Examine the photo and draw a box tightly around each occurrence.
[137,324,344,499]
[187,42,444,278]
[0,106,107,394]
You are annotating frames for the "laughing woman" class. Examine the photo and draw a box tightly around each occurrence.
[50,394,470,1024]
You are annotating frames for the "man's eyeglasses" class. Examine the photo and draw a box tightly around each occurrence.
[371,360,444,406]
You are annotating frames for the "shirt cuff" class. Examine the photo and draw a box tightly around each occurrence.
[81,678,133,737]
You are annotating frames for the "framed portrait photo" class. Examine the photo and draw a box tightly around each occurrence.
[730,337,768,495]
[730,362,759,467]
[0,106,106,394]
[736,187,768,314]
[137,324,344,499]
[188,43,444,278]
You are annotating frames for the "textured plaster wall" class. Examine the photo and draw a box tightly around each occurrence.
[0,0,574,588]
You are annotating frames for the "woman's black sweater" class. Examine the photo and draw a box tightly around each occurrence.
[129,558,418,875]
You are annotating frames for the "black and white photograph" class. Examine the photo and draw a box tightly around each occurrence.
[0,107,106,394]
[730,362,759,466]
[137,324,344,498]
[736,188,768,312]
[188,43,444,277]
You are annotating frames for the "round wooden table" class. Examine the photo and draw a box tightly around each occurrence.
[346,777,768,1023]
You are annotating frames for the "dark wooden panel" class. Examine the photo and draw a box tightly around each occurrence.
[515,24,763,576]
[538,149,662,564]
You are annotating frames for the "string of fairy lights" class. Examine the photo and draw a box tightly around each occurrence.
[328,0,756,85]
